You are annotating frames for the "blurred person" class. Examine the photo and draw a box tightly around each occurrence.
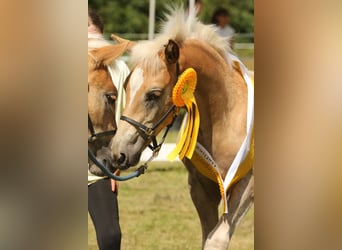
[211,7,235,48]
[88,8,129,250]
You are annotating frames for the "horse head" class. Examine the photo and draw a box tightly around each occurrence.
[110,40,180,169]
[88,39,130,175]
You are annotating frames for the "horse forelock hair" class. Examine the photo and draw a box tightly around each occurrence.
[130,7,232,74]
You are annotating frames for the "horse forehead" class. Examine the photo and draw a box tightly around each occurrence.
[128,67,146,104]
[89,67,116,92]
[128,65,169,97]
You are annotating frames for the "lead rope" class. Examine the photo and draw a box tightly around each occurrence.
[88,148,146,181]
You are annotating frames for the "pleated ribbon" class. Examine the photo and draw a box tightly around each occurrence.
[167,68,200,161]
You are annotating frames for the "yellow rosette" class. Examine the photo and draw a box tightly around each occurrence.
[168,68,200,161]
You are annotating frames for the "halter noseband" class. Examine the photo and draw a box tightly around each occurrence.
[88,114,116,143]
[120,103,177,152]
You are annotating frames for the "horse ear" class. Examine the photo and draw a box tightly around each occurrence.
[165,40,179,64]
[92,43,129,66]
[111,34,136,51]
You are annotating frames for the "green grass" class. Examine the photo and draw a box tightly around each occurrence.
[88,162,254,249]
[235,48,254,71]
[159,130,179,143]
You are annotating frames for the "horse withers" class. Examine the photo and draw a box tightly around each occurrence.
[109,8,254,250]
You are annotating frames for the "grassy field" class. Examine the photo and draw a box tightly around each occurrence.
[88,162,254,250]
[235,48,254,71]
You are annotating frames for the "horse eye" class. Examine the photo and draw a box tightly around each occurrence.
[105,94,116,105]
[145,90,162,102]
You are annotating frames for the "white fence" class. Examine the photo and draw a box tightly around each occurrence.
[111,32,254,41]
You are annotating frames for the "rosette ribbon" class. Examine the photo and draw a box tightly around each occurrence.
[168,68,200,161]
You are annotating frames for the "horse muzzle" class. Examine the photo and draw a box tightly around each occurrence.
[111,133,146,170]
[89,146,117,175]
[113,148,144,170]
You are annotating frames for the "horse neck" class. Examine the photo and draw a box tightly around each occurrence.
[180,40,247,172]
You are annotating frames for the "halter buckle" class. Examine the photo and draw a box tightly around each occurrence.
[145,127,154,137]
[152,145,161,157]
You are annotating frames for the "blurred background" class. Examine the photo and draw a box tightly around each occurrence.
[89,0,254,70]
[88,0,253,41]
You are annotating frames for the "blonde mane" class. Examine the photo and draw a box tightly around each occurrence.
[130,7,232,74]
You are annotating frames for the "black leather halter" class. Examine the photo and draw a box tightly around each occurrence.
[120,62,180,155]
[120,104,177,152]
[88,114,116,143]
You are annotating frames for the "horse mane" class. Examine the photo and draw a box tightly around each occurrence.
[130,7,232,74]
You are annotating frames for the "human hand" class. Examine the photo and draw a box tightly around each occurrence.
[111,169,121,193]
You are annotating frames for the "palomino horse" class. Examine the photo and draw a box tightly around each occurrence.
[88,35,131,176]
[109,9,254,249]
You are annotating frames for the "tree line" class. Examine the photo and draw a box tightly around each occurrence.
[89,0,254,41]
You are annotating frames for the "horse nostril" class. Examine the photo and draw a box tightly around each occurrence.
[102,159,107,166]
[118,153,126,164]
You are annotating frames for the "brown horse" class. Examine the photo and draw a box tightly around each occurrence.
[88,35,131,176]
[109,9,254,249]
